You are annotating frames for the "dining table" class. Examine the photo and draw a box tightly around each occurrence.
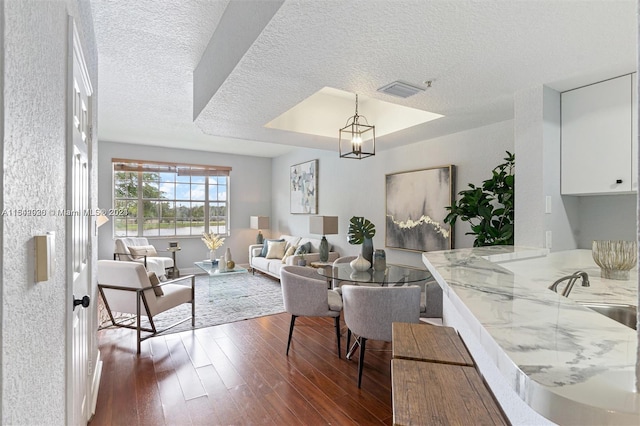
[317,262,432,359]
[316,262,431,288]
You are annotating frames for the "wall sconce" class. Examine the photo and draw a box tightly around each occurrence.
[309,216,339,262]
[339,94,375,159]
[250,216,270,244]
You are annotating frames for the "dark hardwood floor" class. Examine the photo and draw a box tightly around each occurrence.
[89,313,393,425]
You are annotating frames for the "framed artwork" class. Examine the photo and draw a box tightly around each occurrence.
[385,165,455,252]
[290,159,318,214]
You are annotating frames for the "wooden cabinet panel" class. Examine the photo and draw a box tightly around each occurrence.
[392,322,474,366]
[391,360,508,426]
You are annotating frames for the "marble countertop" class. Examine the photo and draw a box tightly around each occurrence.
[422,246,639,425]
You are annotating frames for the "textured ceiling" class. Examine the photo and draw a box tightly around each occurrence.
[91,0,637,158]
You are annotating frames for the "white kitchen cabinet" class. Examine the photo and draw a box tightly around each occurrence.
[561,73,636,195]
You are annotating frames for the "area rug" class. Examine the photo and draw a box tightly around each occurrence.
[102,272,285,335]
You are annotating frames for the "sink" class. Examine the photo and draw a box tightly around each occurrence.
[578,303,637,330]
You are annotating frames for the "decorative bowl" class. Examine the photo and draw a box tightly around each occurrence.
[592,240,637,280]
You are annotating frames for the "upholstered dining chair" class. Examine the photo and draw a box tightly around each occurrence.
[331,255,357,293]
[97,260,195,354]
[341,285,421,388]
[280,265,343,358]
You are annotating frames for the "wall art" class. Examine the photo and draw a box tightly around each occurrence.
[385,165,455,252]
[290,159,318,214]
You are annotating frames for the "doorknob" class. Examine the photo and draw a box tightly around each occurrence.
[73,295,90,310]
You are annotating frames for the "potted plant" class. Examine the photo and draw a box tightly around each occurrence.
[444,151,515,247]
[348,216,376,263]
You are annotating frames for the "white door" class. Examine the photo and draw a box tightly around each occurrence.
[68,20,93,425]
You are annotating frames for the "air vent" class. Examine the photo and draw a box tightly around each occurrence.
[377,80,426,98]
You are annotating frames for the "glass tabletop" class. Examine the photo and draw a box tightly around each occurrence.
[317,263,431,285]
[194,261,248,276]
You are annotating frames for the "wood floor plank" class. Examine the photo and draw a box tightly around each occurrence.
[227,384,278,425]
[180,331,212,369]
[90,313,393,426]
[165,336,207,400]
[155,368,193,426]
[185,395,222,426]
[134,356,165,426]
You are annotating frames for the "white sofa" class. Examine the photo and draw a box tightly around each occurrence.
[249,234,339,279]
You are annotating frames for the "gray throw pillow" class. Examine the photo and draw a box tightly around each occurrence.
[294,242,311,255]
[260,239,284,257]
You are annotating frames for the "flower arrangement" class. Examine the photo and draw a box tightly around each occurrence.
[201,232,225,250]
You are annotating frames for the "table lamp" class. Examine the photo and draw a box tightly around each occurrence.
[250,216,270,244]
[309,216,339,262]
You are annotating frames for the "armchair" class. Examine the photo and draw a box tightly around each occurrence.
[114,237,174,279]
[97,260,194,354]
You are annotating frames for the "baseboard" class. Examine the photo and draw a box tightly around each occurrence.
[90,351,103,417]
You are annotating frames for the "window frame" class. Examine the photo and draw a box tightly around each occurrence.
[112,158,231,239]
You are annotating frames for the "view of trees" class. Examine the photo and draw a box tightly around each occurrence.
[113,168,228,237]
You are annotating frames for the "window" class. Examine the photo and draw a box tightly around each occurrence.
[112,159,231,238]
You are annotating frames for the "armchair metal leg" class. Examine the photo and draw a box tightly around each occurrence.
[357,337,367,388]
[346,328,352,358]
[191,275,195,326]
[286,315,297,356]
[136,292,141,355]
[334,317,341,358]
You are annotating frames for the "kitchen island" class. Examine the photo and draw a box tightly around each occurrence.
[422,246,639,425]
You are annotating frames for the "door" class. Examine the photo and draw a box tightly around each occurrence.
[67,20,94,425]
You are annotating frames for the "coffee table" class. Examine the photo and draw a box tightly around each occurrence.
[194,261,249,300]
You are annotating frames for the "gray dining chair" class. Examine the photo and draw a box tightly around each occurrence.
[331,256,357,293]
[280,265,343,358]
[342,284,421,388]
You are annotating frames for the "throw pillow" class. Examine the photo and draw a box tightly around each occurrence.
[282,245,297,263]
[260,239,284,257]
[266,240,287,259]
[128,245,158,259]
[147,271,164,297]
[294,242,311,255]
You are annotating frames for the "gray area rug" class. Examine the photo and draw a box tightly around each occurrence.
[107,272,285,335]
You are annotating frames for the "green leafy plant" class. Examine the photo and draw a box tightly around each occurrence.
[444,151,515,247]
[347,216,376,245]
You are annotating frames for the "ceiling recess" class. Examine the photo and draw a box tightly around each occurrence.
[377,80,426,98]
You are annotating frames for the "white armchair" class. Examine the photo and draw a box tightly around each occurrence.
[114,237,174,279]
[97,260,194,354]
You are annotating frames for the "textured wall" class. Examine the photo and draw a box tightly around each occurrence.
[514,86,546,248]
[2,1,97,424]
[271,120,514,268]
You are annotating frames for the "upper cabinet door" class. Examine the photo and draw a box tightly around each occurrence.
[561,74,633,195]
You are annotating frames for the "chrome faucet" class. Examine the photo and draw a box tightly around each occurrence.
[548,271,590,297]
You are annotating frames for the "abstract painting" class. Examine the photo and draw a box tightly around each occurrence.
[290,159,318,214]
[385,165,455,252]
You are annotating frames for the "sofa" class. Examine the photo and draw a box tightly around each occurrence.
[249,234,340,279]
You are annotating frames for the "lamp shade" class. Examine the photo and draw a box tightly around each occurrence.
[96,212,110,228]
[250,216,270,230]
[309,216,339,235]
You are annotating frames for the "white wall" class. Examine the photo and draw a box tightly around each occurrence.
[1,1,97,424]
[271,120,515,268]
[97,141,272,272]
[576,194,638,247]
